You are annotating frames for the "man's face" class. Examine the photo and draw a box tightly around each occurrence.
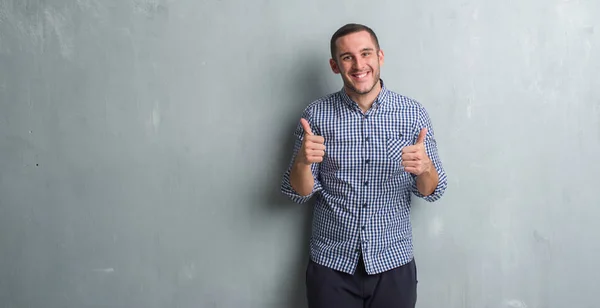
[330,30,384,96]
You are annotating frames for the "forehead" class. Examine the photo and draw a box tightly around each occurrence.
[335,31,377,55]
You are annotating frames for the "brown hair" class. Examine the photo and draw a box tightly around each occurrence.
[330,23,380,59]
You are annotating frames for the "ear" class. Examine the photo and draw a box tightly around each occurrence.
[378,49,385,66]
[329,58,340,74]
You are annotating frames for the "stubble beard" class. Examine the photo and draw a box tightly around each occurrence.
[344,69,380,96]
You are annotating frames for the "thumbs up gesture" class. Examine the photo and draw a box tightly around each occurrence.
[297,118,326,165]
[401,128,433,175]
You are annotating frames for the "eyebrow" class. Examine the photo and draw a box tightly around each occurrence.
[339,48,375,58]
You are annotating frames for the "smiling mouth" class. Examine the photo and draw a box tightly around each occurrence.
[351,71,370,80]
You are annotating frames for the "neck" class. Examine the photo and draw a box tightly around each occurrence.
[345,80,382,113]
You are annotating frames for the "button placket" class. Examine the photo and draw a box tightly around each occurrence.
[360,113,370,257]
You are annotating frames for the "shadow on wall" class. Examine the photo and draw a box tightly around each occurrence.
[265,52,332,308]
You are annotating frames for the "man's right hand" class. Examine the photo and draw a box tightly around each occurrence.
[296,118,325,165]
[290,118,324,196]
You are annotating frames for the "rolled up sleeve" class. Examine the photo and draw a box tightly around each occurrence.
[280,111,323,204]
[411,105,447,202]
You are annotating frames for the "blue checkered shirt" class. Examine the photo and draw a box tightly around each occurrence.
[281,79,447,275]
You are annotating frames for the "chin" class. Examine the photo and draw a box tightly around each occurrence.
[352,81,377,94]
[353,88,371,95]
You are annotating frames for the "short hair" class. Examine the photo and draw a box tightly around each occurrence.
[330,23,380,59]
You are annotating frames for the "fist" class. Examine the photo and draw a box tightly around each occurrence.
[297,118,325,165]
[401,128,433,175]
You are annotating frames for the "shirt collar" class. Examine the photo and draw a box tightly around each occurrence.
[340,79,390,111]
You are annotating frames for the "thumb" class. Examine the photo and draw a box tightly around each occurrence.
[300,118,313,136]
[416,127,427,144]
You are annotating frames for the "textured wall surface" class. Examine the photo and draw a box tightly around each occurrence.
[1,0,599,307]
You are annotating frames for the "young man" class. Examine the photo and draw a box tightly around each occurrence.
[281,23,448,308]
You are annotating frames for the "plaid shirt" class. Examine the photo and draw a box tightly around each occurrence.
[281,79,448,275]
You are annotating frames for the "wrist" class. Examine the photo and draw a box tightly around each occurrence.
[419,164,433,177]
[293,159,312,170]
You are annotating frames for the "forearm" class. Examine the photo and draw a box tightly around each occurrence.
[416,166,439,196]
[289,161,315,196]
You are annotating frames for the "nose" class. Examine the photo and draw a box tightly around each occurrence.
[353,57,365,70]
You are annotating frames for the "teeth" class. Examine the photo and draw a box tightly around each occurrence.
[355,73,367,78]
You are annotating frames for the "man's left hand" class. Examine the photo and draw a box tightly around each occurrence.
[401,128,433,176]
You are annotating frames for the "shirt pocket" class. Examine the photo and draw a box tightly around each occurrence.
[385,130,411,162]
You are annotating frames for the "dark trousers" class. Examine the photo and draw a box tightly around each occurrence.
[306,257,418,308]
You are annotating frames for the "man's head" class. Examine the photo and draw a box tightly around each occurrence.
[329,23,384,97]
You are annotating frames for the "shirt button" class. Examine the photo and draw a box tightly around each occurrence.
[365,159,370,164]
[361,226,366,231]
[365,137,369,141]
[363,204,367,208]
[364,181,368,186]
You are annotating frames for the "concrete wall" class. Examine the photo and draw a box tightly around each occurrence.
[1,0,599,307]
